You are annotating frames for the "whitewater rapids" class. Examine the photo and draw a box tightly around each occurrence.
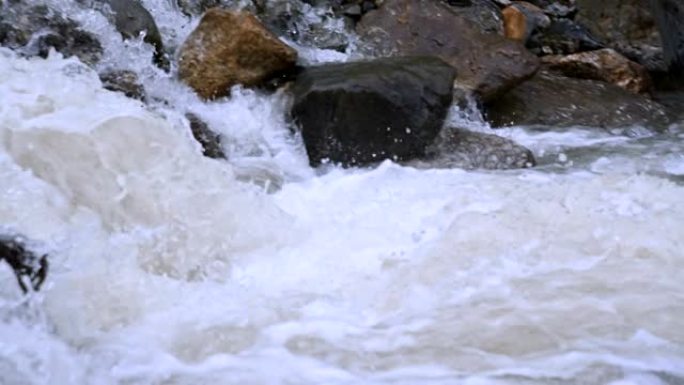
[1,3,684,385]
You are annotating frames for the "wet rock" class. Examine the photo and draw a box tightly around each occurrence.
[543,48,652,93]
[485,71,670,130]
[178,9,297,99]
[176,0,222,16]
[291,56,456,167]
[356,0,539,102]
[99,69,147,101]
[411,128,536,170]
[502,2,550,43]
[527,18,604,56]
[524,0,577,18]
[649,0,684,77]
[185,113,226,159]
[255,0,355,52]
[0,234,48,294]
[92,0,169,70]
[0,4,103,66]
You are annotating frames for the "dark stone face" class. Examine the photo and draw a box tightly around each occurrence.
[649,0,684,76]
[291,56,456,167]
[0,235,48,294]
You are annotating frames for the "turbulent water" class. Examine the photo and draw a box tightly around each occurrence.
[1,1,684,384]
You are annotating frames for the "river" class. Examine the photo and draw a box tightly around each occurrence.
[1,1,684,384]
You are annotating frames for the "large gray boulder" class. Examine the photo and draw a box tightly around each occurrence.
[485,72,671,130]
[356,0,539,102]
[291,56,456,167]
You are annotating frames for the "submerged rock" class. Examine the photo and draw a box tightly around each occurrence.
[0,4,103,65]
[410,128,536,170]
[254,0,356,52]
[485,71,670,130]
[185,113,226,159]
[291,56,456,167]
[543,48,652,94]
[0,234,48,294]
[356,0,539,102]
[100,69,147,101]
[178,9,298,99]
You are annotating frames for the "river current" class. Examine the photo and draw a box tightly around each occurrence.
[1,1,684,384]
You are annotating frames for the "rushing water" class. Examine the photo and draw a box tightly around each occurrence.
[1,1,684,384]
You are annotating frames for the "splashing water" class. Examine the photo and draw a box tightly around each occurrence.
[1,2,684,385]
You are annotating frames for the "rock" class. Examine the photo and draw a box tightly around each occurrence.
[485,71,670,130]
[93,0,169,70]
[527,18,604,56]
[176,0,222,16]
[0,234,48,294]
[574,0,663,69]
[99,69,147,100]
[441,0,505,35]
[502,2,550,43]
[0,4,103,66]
[356,0,539,102]
[542,48,652,93]
[291,56,456,167]
[575,0,659,47]
[649,0,684,77]
[255,0,355,52]
[411,128,536,170]
[524,0,577,18]
[178,9,298,99]
[185,113,226,159]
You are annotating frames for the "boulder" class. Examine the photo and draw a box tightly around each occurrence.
[0,234,48,294]
[502,2,550,43]
[0,4,103,66]
[574,0,664,70]
[185,113,226,159]
[100,69,147,101]
[485,71,670,130]
[291,56,456,167]
[542,48,652,93]
[410,128,536,170]
[356,0,539,102]
[97,0,169,70]
[178,9,298,99]
[527,18,604,56]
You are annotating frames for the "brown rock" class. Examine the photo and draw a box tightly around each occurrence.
[502,2,549,43]
[178,9,298,100]
[542,48,652,93]
[356,0,540,102]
